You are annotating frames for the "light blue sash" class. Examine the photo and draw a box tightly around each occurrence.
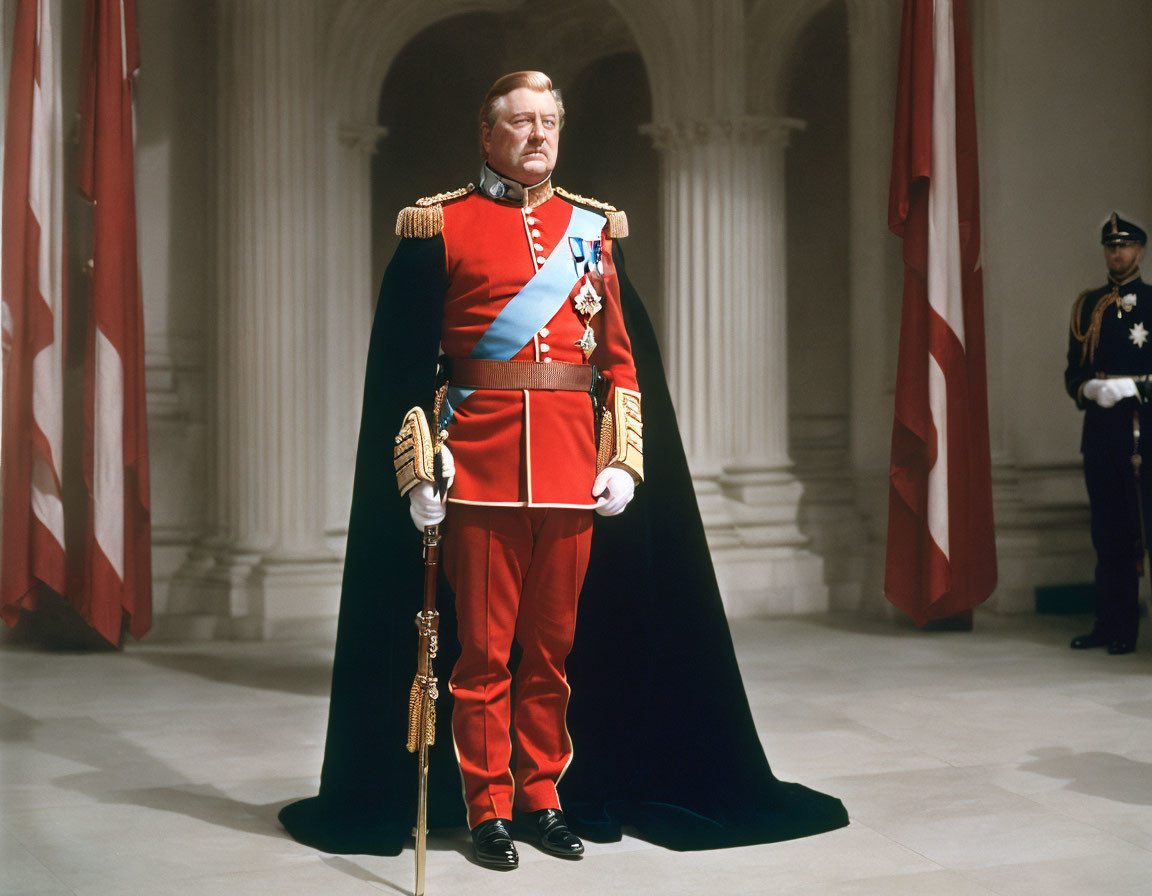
[440,205,605,428]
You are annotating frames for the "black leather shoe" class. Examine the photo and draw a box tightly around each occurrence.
[518,808,584,858]
[1108,639,1137,655]
[1070,630,1110,649]
[471,818,519,870]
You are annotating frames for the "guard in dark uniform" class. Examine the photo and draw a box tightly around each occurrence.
[1066,212,1151,654]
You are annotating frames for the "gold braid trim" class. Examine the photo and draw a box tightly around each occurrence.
[394,407,436,496]
[415,186,473,207]
[554,186,629,238]
[1070,287,1120,366]
[596,409,614,473]
[607,387,643,482]
[395,185,474,238]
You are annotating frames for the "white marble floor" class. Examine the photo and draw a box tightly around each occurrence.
[2,612,1152,896]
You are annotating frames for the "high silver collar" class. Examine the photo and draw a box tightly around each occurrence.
[477,164,553,208]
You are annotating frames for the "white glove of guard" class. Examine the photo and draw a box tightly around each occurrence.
[408,444,455,530]
[1083,378,1138,408]
[592,466,635,517]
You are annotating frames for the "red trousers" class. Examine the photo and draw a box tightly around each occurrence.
[443,503,593,828]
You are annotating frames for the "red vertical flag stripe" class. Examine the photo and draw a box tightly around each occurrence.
[885,0,997,623]
[77,0,151,643]
[2,0,69,625]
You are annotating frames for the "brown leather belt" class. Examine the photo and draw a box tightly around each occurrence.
[447,358,596,392]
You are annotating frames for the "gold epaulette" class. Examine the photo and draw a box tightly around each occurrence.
[395,185,474,238]
[554,186,629,238]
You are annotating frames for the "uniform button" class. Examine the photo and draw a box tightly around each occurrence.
[526,216,537,225]
[539,326,549,337]
[536,256,546,265]
[531,228,541,237]
[543,356,553,363]
[540,343,550,352]
[533,242,544,252]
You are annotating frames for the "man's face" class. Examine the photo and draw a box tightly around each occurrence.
[1104,241,1145,279]
[481,87,560,185]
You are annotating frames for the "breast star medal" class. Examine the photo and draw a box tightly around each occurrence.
[1130,321,1148,348]
[574,282,602,317]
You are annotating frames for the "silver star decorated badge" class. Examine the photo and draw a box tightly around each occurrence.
[576,325,597,358]
[1130,321,1149,348]
[573,282,602,318]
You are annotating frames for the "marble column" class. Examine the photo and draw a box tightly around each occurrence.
[168,0,342,639]
[644,115,828,615]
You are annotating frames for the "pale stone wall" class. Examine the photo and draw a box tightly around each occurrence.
[102,0,1152,637]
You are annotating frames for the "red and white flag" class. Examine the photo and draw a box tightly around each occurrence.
[1,0,69,626]
[885,0,996,624]
[77,0,151,643]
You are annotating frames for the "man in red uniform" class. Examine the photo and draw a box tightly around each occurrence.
[399,71,643,870]
[277,72,848,866]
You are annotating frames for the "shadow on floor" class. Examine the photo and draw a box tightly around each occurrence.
[1,699,476,894]
[791,610,1099,649]
[321,856,411,895]
[129,649,333,698]
[1020,747,1152,806]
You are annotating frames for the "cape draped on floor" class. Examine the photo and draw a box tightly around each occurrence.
[278,232,849,854]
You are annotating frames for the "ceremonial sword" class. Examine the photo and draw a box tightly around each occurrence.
[396,403,448,896]
[406,521,441,896]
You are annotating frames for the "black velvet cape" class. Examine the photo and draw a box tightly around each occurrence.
[278,230,849,854]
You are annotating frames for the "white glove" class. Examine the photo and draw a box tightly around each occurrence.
[408,444,455,530]
[592,466,635,516]
[1083,378,1138,408]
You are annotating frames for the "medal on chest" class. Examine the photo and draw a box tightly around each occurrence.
[1130,320,1148,348]
[569,237,603,359]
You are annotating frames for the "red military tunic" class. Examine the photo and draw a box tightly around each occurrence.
[403,177,641,828]
[438,186,639,506]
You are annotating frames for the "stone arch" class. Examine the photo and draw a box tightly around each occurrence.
[367,5,654,291]
[602,0,701,121]
[747,0,840,115]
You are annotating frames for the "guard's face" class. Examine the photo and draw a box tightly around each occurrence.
[1104,241,1145,279]
[482,88,560,185]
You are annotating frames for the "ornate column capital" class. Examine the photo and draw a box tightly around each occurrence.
[337,122,389,156]
[640,115,806,151]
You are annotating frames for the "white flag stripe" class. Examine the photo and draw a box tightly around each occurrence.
[31,455,65,543]
[27,0,67,549]
[924,0,962,562]
[927,354,950,557]
[927,0,964,347]
[93,327,126,580]
[119,0,128,77]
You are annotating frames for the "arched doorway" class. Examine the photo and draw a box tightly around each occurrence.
[371,10,659,318]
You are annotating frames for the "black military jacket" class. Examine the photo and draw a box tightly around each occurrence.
[1066,276,1152,452]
